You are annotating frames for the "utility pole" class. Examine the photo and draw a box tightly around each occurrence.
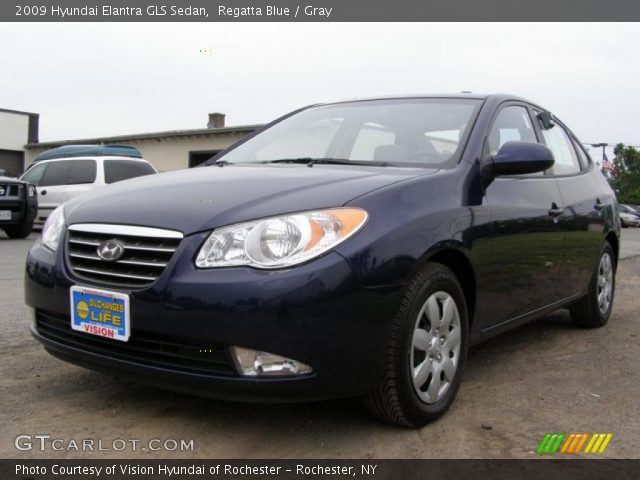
[591,142,608,169]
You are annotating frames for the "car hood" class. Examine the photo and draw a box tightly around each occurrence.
[65,164,436,235]
[0,175,23,183]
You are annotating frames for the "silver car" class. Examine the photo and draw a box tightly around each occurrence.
[20,156,157,227]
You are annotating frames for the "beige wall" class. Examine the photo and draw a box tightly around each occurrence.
[24,130,250,172]
[0,111,30,151]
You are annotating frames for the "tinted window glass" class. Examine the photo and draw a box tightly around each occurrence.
[572,139,590,170]
[21,163,48,186]
[217,99,482,168]
[40,160,96,186]
[488,106,537,155]
[540,123,581,175]
[104,160,155,184]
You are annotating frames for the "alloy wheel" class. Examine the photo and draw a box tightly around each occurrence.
[410,291,462,404]
[597,252,613,315]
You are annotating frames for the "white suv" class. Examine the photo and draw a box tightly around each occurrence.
[20,156,157,227]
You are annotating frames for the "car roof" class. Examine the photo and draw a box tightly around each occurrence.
[31,156,150,164]
[33,144,142,162]
[321,93,534,105]
[0,175,26,184]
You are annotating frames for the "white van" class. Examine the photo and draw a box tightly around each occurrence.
[20,156,157,227]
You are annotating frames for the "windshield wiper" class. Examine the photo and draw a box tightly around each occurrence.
[262,158,388,167]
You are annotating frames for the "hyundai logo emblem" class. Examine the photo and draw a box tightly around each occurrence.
[97,239,125,261]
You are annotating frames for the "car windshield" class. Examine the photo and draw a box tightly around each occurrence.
[215,98,483,168]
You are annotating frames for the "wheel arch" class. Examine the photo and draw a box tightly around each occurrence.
[411,246,477,328]
[605,231,619,268]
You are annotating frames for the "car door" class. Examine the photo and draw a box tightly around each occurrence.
[34,159,97,222]
[475,103,565,330]
[535,113,605,300]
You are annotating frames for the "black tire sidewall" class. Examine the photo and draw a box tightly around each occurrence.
[396,264,469,424]
[592,243,615,323]
[4,222,33,239]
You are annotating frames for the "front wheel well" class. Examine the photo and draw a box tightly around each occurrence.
[605,231,619,267]
[424,249,476,328]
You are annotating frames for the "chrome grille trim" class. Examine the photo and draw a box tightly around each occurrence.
[65,224,183,288]
[72,266,158,282]
[68,223,183,239]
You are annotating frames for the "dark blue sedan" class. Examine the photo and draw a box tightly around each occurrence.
[25,94,619,427]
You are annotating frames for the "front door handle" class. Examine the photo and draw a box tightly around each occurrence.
[548,203,564,217]
[40,190,47,196]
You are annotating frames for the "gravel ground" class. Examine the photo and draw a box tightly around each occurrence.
[1,229,638,459]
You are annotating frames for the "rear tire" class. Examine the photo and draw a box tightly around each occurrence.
[569,242,615,328]
[3,222,33,239]
[364,262,468,427]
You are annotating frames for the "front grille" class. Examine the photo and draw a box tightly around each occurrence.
[0,184,21,198]
[36,309,236,376]
[66,224,183,288]
[0,201,24,213]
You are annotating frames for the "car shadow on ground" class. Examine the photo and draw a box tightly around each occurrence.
[65,309,578,432]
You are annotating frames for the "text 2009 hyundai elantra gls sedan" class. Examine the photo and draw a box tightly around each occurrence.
[25,94,619,427]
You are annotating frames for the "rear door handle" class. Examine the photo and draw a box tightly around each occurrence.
[548,204,564,217]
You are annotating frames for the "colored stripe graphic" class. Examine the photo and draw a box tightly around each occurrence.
[560,433,589,454]
[538,433,613,455]
[584,433,613,454]
[536,433,566,454]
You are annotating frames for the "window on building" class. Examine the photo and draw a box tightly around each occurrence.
[189,150,223,168]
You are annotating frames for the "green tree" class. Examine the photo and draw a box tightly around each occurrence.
[609,143,640,204]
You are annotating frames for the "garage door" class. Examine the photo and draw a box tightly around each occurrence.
[0,149,24,177]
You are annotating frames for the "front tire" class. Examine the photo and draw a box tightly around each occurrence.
[569,242,615,328]
[3,222,33,239]
[364,262,469,427]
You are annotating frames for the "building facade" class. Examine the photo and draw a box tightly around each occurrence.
[0,108,39,176]
[24,113,260,172]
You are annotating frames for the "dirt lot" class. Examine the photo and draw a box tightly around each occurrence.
[1,230,639,459]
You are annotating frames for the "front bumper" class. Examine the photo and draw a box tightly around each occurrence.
[25,233,402,401]
[0,196,37,226]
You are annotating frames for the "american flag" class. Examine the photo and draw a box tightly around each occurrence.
[602,153,614,173]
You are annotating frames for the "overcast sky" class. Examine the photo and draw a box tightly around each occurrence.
[1,23,638,157]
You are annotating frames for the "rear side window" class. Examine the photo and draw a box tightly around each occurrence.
[104,160,155,184]
[572,139,590,170]
[40,160,97,186]
[540,123,581,175]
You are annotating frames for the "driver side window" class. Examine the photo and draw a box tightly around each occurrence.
[21,162,48,186]
[488,105,538,155]
[487,105,543,176]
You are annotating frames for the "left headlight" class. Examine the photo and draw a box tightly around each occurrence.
[196,208,368,269]
[42,206,65,252]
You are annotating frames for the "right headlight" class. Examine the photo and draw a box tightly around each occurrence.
[42,205,65,252]
[195,208,368,269]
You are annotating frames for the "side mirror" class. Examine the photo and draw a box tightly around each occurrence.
[481,141,554,177]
